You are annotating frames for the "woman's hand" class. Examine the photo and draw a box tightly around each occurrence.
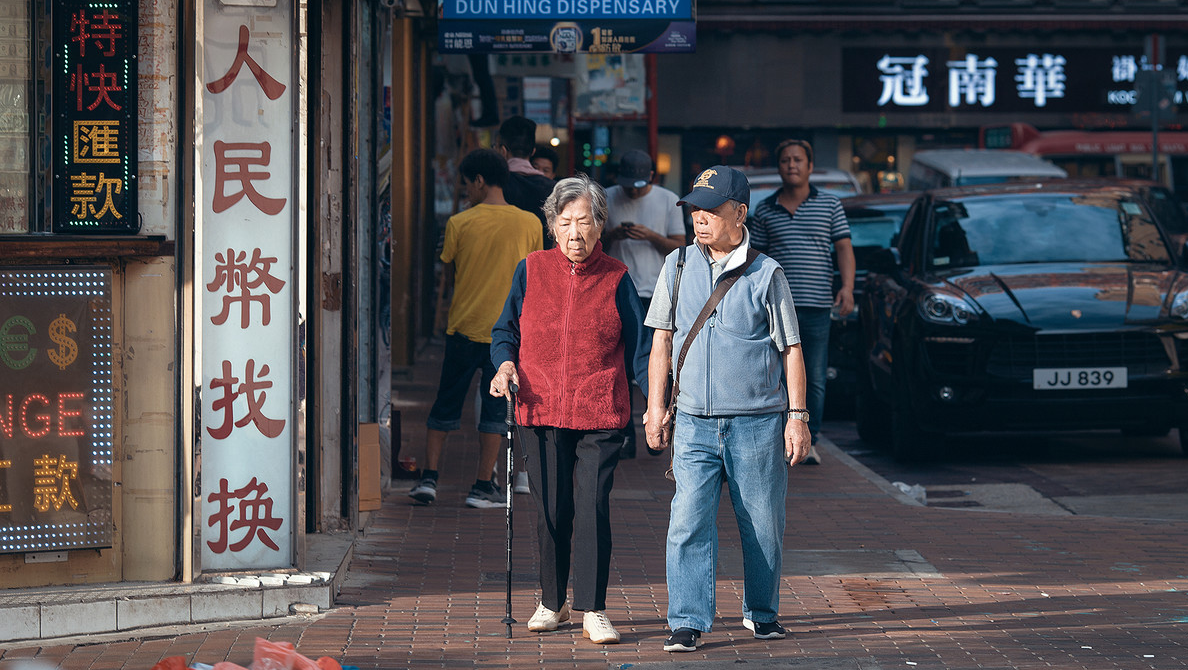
[490,361,519,398]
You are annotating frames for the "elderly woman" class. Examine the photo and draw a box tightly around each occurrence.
[490,173,650,645]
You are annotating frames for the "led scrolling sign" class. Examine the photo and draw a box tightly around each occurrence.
[52,0,138,233]
[0,268,114,554]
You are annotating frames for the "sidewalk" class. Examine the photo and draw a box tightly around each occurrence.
[3,338,1188,669]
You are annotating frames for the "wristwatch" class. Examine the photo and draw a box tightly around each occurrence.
[788,409,810,423]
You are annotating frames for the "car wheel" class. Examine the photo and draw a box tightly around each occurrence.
[855,368,890,445]
[1178,427,1188,456]
[890,366,939,462]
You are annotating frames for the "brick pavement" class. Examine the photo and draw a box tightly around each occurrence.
[3,339,1188,669]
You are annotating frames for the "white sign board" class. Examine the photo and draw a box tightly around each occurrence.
[200,2,295,570]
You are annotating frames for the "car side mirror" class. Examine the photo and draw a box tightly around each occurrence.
[868,247,902,275]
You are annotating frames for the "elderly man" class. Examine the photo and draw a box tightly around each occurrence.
[644,165,811,652]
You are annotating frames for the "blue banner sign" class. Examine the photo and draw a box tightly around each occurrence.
[440,20,695,54]
[444,0,694,20]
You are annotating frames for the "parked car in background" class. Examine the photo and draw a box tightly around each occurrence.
[738,166,864,212]
[906,149,1067,190]
[825,192,917,415]
[1068,178,1188,258]
[856,181,1188,460]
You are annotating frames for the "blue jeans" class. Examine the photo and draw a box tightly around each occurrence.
[796,306,831,444]
[666,411,788,632]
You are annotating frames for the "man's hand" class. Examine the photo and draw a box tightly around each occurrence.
[622,224,655,241]
[834,286,855,318]
[603,224,631,244]
[785,417,811,466]
[644,404,672,453]
[489,361,519,397]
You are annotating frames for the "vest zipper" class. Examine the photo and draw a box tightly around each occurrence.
[560,261,576,423]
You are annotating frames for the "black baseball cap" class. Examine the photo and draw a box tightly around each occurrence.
[677,166,750,210]
[617,150,653,189]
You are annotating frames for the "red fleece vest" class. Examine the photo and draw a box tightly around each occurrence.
[517,245,630,430]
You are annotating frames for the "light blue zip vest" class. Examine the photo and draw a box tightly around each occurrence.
[664,245,787,416]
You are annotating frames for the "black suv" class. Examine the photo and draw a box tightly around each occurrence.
[856,181,1188,460]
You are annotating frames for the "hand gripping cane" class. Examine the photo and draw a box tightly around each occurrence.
[501,381,519,639]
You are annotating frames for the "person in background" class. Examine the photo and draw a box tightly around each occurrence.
[498,116,556,248]
[644,165,810,652]
[407,148,543,508]
[749,138,855,465]
[490,174,650,646]
[497,116,558,494]
[600,149,685,459]
[533,145,561,180]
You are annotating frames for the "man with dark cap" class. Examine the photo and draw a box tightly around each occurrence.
[601,149,686,458]
[497,116,556,249]
[643,166,810,652]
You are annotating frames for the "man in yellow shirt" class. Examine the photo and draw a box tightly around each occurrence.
[409,148,544,508]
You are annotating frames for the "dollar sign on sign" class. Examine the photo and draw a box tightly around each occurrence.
[48,314,78,371]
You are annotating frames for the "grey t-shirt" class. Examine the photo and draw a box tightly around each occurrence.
[644,235,801,350]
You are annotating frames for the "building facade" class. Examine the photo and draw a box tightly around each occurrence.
[0,0,431,593]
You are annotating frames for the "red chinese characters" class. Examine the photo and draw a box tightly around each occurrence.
[207,248,286,328]
[211,141,285,215]
[206,477,283,553]
[206,359,285,440]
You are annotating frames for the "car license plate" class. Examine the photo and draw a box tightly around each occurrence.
[1032,367,1127,390]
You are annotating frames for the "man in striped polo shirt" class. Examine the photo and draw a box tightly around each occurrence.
[749,139,856,464]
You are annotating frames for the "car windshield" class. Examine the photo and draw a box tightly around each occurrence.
[849,206,909,248]
[928,193,1171,268]
[815,180,859,197]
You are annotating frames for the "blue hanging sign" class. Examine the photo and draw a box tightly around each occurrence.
[444,0,694,21]
[440,20,695,54]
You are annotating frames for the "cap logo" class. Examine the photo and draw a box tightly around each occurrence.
[694,169,717,190]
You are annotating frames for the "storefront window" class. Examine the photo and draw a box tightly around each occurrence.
[0,0,30,233]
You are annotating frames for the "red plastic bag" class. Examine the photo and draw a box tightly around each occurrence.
[150,658,188,670]
[250,638,320,670]
[315,659,342,670]
[213,664,250,670]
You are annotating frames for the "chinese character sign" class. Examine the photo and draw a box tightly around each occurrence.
[845,46,1188,114]
[0,267,114,554]
[52,0,138,233]
[200,3,295,570]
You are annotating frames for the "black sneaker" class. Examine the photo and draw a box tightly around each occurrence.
[663,627,702,652]
[407,477,437,504]
[743,618,787,639]
[465,483,506,509]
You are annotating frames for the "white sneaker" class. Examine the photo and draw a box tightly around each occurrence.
[582,610,620,644]
[527,602,570,632]
[513,471,530,495]
[803,445,821,465]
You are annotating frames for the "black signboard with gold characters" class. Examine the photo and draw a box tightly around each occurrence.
[52,0,138,233]
[0,267,114,554]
